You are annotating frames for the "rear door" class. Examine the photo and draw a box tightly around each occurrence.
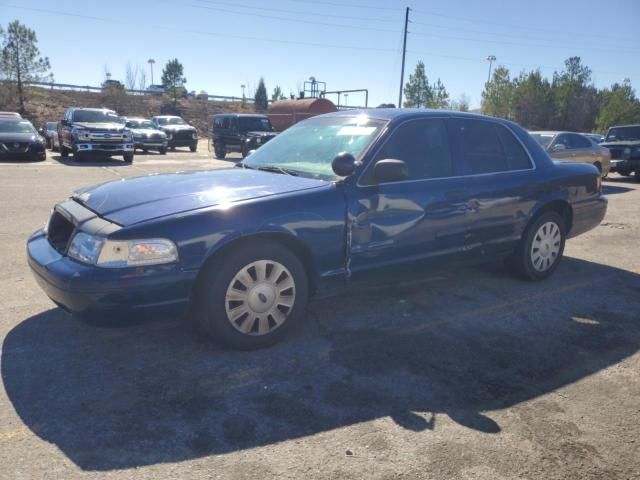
[448,118,537,255]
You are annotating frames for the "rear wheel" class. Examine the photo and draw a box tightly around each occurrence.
[60,145,69,157]
[195,242,308,350]
[506,211,566,281]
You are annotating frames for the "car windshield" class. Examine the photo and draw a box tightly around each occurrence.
[127,120,154,129]
[239,117,273,132]
[73,110,123,124]
[530,133,556,149]
[243,115,386,180]
[157,117,186,125]
[46,122,57,130]
[606,126,640,141]
[0,120,36,134]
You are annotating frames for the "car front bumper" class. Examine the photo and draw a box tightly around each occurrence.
[27,230,195,319]
[0,144,46,160]
[73,143,134,155]
[609,158,639,173]
[134,139,168,150]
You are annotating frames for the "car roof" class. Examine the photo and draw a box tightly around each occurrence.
[69,107,117,112]
[125,117,150,122]
[215,113,269,118]
[153,115,182,119]
[609,124,640,129]
[321,108,526,126]
[0,111,21,117]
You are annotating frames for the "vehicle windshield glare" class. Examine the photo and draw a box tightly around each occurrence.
[606,126,640,141]
[73,110,124,124]
[243,115,386,179]
[157,117,187,125]
[239,117,273,132]
[530,133,556,149]
[0,121,36,134]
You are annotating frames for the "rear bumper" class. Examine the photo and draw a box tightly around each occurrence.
[27,230,195,319]
[568,195,607,239]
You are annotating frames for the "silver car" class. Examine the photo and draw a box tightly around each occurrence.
[124,118,168,154]
[529,131,611,178]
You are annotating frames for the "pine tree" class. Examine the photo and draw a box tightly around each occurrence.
[161,58,186,109]
[403,61,432,108]
[254,77,268,112]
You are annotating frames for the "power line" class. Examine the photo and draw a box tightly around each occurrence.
[411,8,635,43]
[285,0,399,11]
[186,3,400,33]
[192,0,399,23]
[0,3,398,53]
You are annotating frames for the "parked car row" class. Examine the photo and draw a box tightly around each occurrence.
[31,108,199,162]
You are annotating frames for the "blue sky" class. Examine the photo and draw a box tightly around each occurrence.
[3,0,639,108]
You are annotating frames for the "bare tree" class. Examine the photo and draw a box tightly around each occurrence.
[103,64,111,81]
[138,67,147,91]
[125,61,139,90]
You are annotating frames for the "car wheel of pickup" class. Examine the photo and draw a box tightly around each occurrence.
[159,147,167,155]
[195,242,308,350]
[123,153,133,163]
[60,145,69,158]
[507,211,566,281]
[190,145,197,152]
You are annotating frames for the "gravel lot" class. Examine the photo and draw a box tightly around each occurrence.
[1,142,639,480]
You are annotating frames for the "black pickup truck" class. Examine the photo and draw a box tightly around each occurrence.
[58,108,134,162]
[211,113,278,159]
[600,124,640,181]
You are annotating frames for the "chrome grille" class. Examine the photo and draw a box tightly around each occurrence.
[1,142,29,153]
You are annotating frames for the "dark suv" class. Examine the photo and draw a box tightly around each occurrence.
[601,124,640,181]
[58,108,134,162]
[211,114,277,159]
[150,116,198,151]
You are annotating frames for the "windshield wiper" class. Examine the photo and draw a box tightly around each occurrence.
[257,165,299,176]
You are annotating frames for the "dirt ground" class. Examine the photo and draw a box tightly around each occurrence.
[0,144,639,479]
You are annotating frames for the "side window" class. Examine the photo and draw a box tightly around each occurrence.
[569,134,591,149]
[495,125,532,170]
[455,119,508,174]
[554,134,571,148]
[373,119,453,181]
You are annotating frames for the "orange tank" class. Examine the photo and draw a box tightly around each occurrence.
[267,98,337,131]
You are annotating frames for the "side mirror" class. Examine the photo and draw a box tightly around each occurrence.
[331,152,358,177]
[374,159,408,183]
[552,144,566,152]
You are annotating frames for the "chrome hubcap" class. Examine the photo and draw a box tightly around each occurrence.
[225,260,295,336]
[531,221,561,272]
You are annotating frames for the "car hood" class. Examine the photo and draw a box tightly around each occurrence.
[128,128,166,136]
[0,132,39,143]
[72,168,329,226]
[601,140,640,147]
[72,122,125,131]
[158,125,195,132]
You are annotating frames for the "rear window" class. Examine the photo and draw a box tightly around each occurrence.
[454,120,531,174]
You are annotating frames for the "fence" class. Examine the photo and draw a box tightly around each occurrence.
[21,81,255,103]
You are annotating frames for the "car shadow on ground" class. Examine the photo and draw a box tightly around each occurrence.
[602,184,634,195]
[3,257,639,471]
[48,154,132,167]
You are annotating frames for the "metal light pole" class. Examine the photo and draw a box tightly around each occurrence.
[148,59,155,85]
[344,93,349,109]
[486,55,496,84]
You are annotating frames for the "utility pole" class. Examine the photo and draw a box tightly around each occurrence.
[398,7,410,108]
[486,55,496,84]
[148,59,155,85]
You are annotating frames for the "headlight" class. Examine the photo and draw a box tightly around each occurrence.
[67,232,178,267]
[67,232,104,265]
[123,132,133,142]
[74,130,91,141]
[167,133,173,140]
[256,137,262,145]
[191,132,198,139]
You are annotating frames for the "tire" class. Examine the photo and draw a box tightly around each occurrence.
[60,145,69,158]
[46,138,52,150]
[190,144,197,152]
[593,161,602,175]
[635,170,640,182]
[214,144,226,159]
[241,143,249,159]
[618,169,632,176]
[195,241,309,350]
[506,211,566,281]
[123,153,134,163]
[159,147,167,155]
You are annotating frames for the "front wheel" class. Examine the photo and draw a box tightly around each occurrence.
[195,242,308,350]
[159,147,167,155]
[60,145,69,157]
[506,211,566,281]
[123,153,134,163]
[214,144,226,159]
[190,144,197,152]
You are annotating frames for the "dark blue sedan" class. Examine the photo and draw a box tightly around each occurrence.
[27,110,607,349]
